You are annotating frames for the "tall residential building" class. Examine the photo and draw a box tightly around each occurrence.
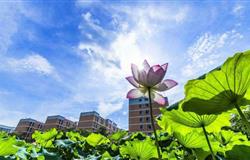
[128,97,168,134]
[0,125,15,133]
[78,111,118,133]
[44,115,77,131]
[14,118,44,140]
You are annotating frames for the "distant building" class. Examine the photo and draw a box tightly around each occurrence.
[78,111,118,133]
[0,125,15,133]
[44,115,77,131]
[128,97,168,134]
[14,118,44,140]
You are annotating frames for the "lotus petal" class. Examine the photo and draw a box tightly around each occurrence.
[151,91,166,105]
[147,65,166,86]
[161,63,168,71]
[138,70,148,86]
[131,64,140,83]
[143,60,150,73]
[127,89,145,99]
[126,76,140,88]
[154,79,178,91]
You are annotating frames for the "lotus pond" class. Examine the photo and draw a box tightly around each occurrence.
[1,51,250,160]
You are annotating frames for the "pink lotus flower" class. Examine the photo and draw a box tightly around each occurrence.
[126,60,177,105]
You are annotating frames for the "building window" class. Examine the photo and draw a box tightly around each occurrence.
[59,120,63,125]
[147,125,152,129]
[145,104,149,107]
[139,104,142,108]
[146,117,150,122]
[145,110,149,114]
[38,124,42,129]
[140,125,143,130]
[139,117,143,122]
[144,98,148,101]
[139,98,142,102]
[139,111,142,115]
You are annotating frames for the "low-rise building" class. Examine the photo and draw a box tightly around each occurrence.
[128,97,168,134]
[0,125,15,133]
[44,115,77,131]
[78,111,118,133]
[14,118,44,140]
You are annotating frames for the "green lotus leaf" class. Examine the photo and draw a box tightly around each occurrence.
[32,128,58,141]
[32,128,58,148]
[161,151,177,160]
[56,131,63,139]
[214,130,250,151]
[0,131,8,138]
[40,148,61,160]
[182,51,250,114]
[226,145,250,160]
[174,131,207,149]
[101,151,112,160]
[193,149,210,160]
[66,131,85,142]
[30,147,41,159]
[108,130,128,141]
[111,144,118,151]
[55,139,74,148]
[120,138,158,160]
[15,147,29,159]
[122,132,147,141]
[174,130,221,155]
[86,133,109,147]
[158,107,230,134]
[0,137,19,156]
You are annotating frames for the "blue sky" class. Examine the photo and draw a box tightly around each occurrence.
[1,1,250,129]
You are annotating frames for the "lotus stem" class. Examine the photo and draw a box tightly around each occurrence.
[235,104,250,133]
[148,88,162,160]
[201,125,215,160]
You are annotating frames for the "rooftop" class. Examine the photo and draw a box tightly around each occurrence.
[47,115,66,120]
[0,124,15,130]
[80,111,100,116]
[20,118,42,123]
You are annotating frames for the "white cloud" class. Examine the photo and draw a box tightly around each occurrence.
[2,54,57,76]
[97,101,123,118]
[122,111,127,115]
[75,4,189,117]
[174,7,189,23]
[0,2,57,78]
[81,12,108,37]
[182,30,243,78]
[0,3,19,56]
[116,5,189,24]
[232,4,244,15]
[0,2,44,56]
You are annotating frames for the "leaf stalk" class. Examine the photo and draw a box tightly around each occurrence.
[235,104,250,133]
[201,125,215,160]
[148,88,162,160]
